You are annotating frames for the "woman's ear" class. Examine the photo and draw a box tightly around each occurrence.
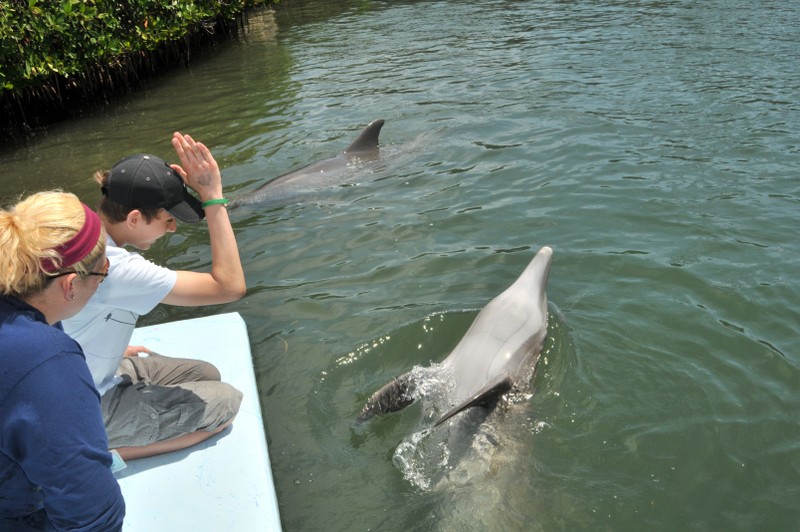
[57,274,77,301]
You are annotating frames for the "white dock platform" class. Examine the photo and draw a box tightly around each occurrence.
[116,312,282,531]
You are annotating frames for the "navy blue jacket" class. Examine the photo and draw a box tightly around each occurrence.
[0,295,125,531]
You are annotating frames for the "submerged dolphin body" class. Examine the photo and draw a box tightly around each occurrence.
[230,119,385,207]
[358,246,554,427]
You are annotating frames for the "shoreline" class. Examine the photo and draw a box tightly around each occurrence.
[0,2,271,145]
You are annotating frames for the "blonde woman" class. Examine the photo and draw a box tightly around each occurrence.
[0,192,125,531]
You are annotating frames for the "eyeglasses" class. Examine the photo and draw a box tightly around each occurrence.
[51,257,110,284]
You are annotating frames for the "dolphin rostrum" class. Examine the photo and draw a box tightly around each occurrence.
[358,245,553,427]
[230,119,385,207]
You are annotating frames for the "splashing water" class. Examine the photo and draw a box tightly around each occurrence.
[390,361,540,491]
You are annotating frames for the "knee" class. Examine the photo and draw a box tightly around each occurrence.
[207,383,243,430]
[222,384,243,426]
[227,385,243,417]
[198,361,222,381]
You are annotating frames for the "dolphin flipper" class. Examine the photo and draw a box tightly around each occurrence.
[434,375,514,427]
[344,119,385,155]
[357,372,415,423]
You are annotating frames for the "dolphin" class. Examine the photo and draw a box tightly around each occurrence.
[358,245,553,428]
[230,119,385,207]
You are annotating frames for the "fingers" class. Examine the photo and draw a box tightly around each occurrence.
[171,131,196,164]
[169,163,188,182]
[171,132,216,169]
[195,141,213,163]
[169,132,222,193]
[124,345,152,357]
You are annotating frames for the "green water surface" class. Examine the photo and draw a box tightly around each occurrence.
[1,1,799,530]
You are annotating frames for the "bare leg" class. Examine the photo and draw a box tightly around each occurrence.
[113,418,234,461]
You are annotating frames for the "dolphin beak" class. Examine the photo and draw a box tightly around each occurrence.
[530,246,553,296]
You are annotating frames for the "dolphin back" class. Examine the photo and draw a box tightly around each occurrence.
[230,119,386,207]
[344,119,385,155]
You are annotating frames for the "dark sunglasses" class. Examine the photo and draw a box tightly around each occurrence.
[51,257,110,284]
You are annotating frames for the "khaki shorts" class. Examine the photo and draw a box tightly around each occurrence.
[100,353,243,448]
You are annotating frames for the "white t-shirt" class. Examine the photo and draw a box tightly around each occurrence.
[63,236,177,395]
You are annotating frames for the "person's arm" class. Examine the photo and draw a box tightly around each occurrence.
[14,351,125,530]
[163,132,246,307]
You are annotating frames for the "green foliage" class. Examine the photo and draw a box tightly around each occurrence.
[0,0,268,91]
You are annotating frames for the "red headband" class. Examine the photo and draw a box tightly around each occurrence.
[41,203,103,273]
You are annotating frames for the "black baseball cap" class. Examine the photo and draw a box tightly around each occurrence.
[103,154,205,223]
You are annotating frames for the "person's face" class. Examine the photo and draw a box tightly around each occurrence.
[65,255,109,318]
[131,209,178,250]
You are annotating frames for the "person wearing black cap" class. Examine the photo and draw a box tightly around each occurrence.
[63,132,246,461]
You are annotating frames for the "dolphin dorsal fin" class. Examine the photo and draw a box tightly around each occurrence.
[434,375,513,427]
[343,119,385,155]
[357,371,415,423]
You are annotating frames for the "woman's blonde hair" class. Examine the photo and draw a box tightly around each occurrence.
[0,191,106,297]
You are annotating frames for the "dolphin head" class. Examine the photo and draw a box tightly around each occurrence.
[500,244,552,373]
[357,246,554,427]
[444,246,553,405]
[515,245,552,340]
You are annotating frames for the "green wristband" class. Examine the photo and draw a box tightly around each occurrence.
[201,198,229,208]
